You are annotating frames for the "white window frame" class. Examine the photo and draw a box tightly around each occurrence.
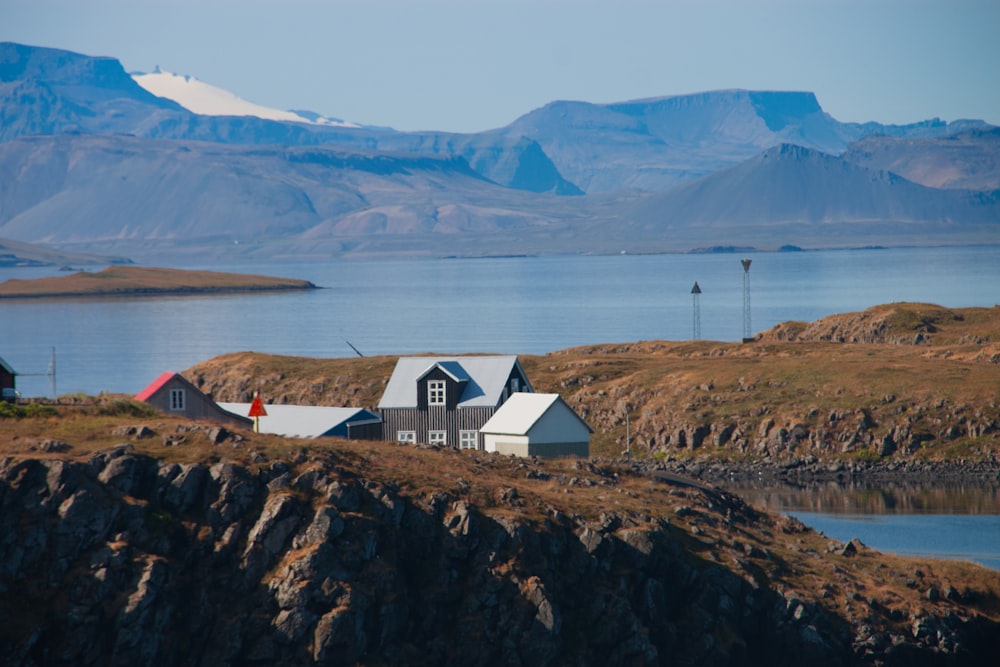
[428,379,446,406]
[428,430,447,446]
[169,388,186,411]
[459,430,479,450]
[397,431,416,443]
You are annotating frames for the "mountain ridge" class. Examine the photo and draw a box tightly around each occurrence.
[0,42,997,260]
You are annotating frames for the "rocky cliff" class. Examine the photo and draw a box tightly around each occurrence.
[2,431,999,666]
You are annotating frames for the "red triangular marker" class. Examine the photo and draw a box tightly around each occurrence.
[248,393,267,417]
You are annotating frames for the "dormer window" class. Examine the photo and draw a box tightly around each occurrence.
[428,380,446,406]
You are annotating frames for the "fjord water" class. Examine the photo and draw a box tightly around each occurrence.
[2,244,999,567]
[3,245,998,398]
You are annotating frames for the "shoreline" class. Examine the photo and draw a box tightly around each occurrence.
[0,283,319,300]
[614,457,1000,486]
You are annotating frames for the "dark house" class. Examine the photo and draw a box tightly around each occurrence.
[0,356,16,402]
[377,355,533,450]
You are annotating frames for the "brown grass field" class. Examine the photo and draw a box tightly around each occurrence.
[180,302,1000,461]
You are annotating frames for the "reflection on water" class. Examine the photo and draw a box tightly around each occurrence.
[721,479,1000,514]
[720,479,1000,569]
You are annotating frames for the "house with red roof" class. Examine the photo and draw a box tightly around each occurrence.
[135,371,251,428]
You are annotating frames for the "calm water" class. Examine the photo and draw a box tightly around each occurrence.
[790,513,1000,570]
[725,480,1000,570]
[2,245,998,397]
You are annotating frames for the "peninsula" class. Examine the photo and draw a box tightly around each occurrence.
[0,265,317,298]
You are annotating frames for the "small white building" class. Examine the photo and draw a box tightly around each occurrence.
[479,393,591,458]
[216,403,381,439]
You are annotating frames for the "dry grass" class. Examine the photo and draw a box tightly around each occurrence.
[181,302,1000,461]
[0,265,315,298]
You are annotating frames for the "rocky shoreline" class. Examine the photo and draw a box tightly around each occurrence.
[628,458,1000,487]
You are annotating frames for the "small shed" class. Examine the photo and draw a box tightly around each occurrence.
[0,355,16,402]
[480,393,591,458]
[135,372,250,428]
[216,403,381,439]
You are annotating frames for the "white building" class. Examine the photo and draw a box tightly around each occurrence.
[479,393,591,458]
[216,403,380,439]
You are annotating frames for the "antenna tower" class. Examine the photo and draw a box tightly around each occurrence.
[741,259,752,341]
[690,281,702,340]
[19,347,57,398]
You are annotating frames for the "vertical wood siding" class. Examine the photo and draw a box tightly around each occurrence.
[382,407,496,449]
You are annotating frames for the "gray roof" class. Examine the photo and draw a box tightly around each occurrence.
[0,356,15,375]
[378,355,529,409]
[217,403,378,438]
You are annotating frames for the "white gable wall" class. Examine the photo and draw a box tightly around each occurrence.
[482,398,590,458]
[525,402,591,443]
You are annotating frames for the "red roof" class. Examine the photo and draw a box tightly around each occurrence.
[135,371,178,402]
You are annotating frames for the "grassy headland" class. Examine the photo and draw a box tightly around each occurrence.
[184,302,1000,464]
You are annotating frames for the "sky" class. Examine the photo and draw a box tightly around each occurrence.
[2,0,998,133]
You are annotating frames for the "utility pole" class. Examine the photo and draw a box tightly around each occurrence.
[691,281,702,340]
[741,259,752,342]
[625,404,631,463]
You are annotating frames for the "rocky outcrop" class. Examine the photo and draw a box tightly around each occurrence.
[2,447,998,666]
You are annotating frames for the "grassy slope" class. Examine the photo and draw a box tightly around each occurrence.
[0,265,315,297]
[184,303,1000,461]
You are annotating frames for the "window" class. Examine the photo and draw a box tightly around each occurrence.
[428,430,447,446]
[169,388,185,411]
[459,430,478,450]
[397,431,416,443]
[428,380,446,405]
[510,377,520,393]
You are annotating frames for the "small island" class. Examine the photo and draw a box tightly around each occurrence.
[0,265,317,298]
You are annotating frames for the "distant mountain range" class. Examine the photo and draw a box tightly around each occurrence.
[0,42,997,262]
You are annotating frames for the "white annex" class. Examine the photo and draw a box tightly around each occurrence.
[479,393,591,458]
[217,403,378,439]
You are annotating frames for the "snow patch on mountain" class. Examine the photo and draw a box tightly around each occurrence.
[131,68,358,127]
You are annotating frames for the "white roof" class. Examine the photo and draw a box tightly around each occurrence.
[480,393,591,435]
[378,355,528,409]
[217,403,377,438]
